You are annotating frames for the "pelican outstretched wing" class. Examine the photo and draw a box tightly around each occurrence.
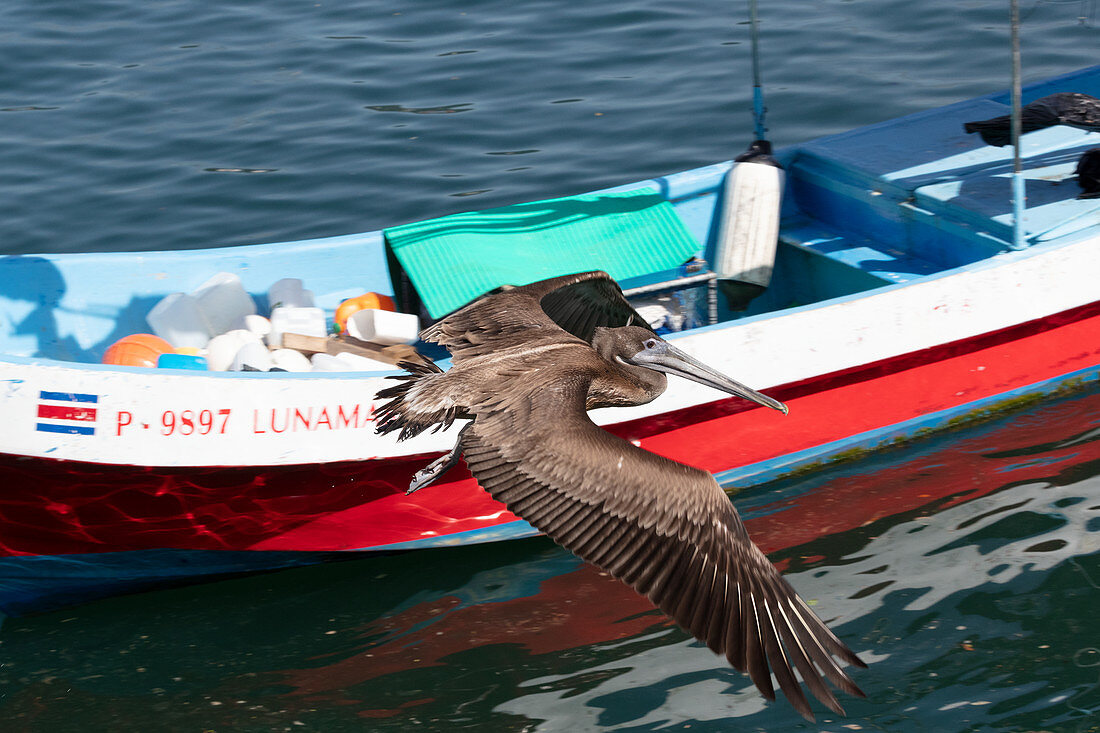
[461,366,865,721]
[421,271,653,362]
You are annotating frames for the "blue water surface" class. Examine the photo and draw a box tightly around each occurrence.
[0,0,1093,255]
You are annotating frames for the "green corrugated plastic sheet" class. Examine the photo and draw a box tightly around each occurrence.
[384,187,700,317]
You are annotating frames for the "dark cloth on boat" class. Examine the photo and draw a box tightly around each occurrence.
[963,93,1100,147]
[1077,148,1100,199]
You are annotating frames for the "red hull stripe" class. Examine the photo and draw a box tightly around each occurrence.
[37,404,97,421]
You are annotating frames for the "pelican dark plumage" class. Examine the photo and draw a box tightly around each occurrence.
[374,271,865,720]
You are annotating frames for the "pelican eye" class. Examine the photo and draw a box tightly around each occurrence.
[643,339,658,350]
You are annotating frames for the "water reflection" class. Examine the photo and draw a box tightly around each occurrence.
[488,390,1100,730]
[1,387,1099,731]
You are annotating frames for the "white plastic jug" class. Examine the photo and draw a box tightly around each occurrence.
[268,306,327,348]
[193,272,257,336]
[270,348,313,372]
[345,309,419,345]
[147,292,212,349]
[267,278,315,311]
[333,351,394,371]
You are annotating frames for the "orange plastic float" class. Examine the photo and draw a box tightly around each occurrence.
[102,334,175,368]
[334,292,396,333]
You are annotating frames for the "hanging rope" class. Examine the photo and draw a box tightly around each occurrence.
[749,0,767,142]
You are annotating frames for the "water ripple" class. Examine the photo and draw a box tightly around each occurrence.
[1,0,1089,255]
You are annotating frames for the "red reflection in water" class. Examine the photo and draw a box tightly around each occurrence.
[277,388,1100,710]
[289,562,665,715]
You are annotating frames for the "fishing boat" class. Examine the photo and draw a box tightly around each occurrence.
[1,64,1098,616]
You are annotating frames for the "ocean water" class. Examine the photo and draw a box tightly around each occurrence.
[0,0,1094,255]
[2,0,1099,731]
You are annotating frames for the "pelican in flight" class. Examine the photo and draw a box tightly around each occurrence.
[374,271,865,720]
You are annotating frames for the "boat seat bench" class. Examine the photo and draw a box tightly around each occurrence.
[779,217,941,284]
[785,82,1100,264]
[910,126,1100,244]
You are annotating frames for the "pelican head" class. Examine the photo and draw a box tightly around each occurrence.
[595,326,788,414]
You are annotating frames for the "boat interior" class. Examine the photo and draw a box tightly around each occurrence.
[2,66,1098,367]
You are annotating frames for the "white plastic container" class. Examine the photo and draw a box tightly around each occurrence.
[231,341,273,371]
[345,309,419,345]
[206,329,263,371]
[268,306,327,348]
[309,353,351,372]
[333,351,395,372]
[267,278,315,311]
[147,292,212,349]
[194,272,257,336]
[269,348,313,372]
[233,313,273,341]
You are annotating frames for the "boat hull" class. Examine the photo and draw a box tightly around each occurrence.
[3,298,1098,615]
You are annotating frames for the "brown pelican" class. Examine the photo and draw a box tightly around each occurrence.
[374,271,865,720]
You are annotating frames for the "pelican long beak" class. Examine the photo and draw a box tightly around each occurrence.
[629,340,788,414]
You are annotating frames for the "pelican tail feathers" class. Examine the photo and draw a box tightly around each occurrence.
[374,359,459,441]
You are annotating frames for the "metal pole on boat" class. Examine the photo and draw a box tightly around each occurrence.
[749,0,767,141]
[1009,0,1027,250]
[713,0,784,310]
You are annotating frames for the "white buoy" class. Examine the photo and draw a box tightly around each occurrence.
[714,140,784,309]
